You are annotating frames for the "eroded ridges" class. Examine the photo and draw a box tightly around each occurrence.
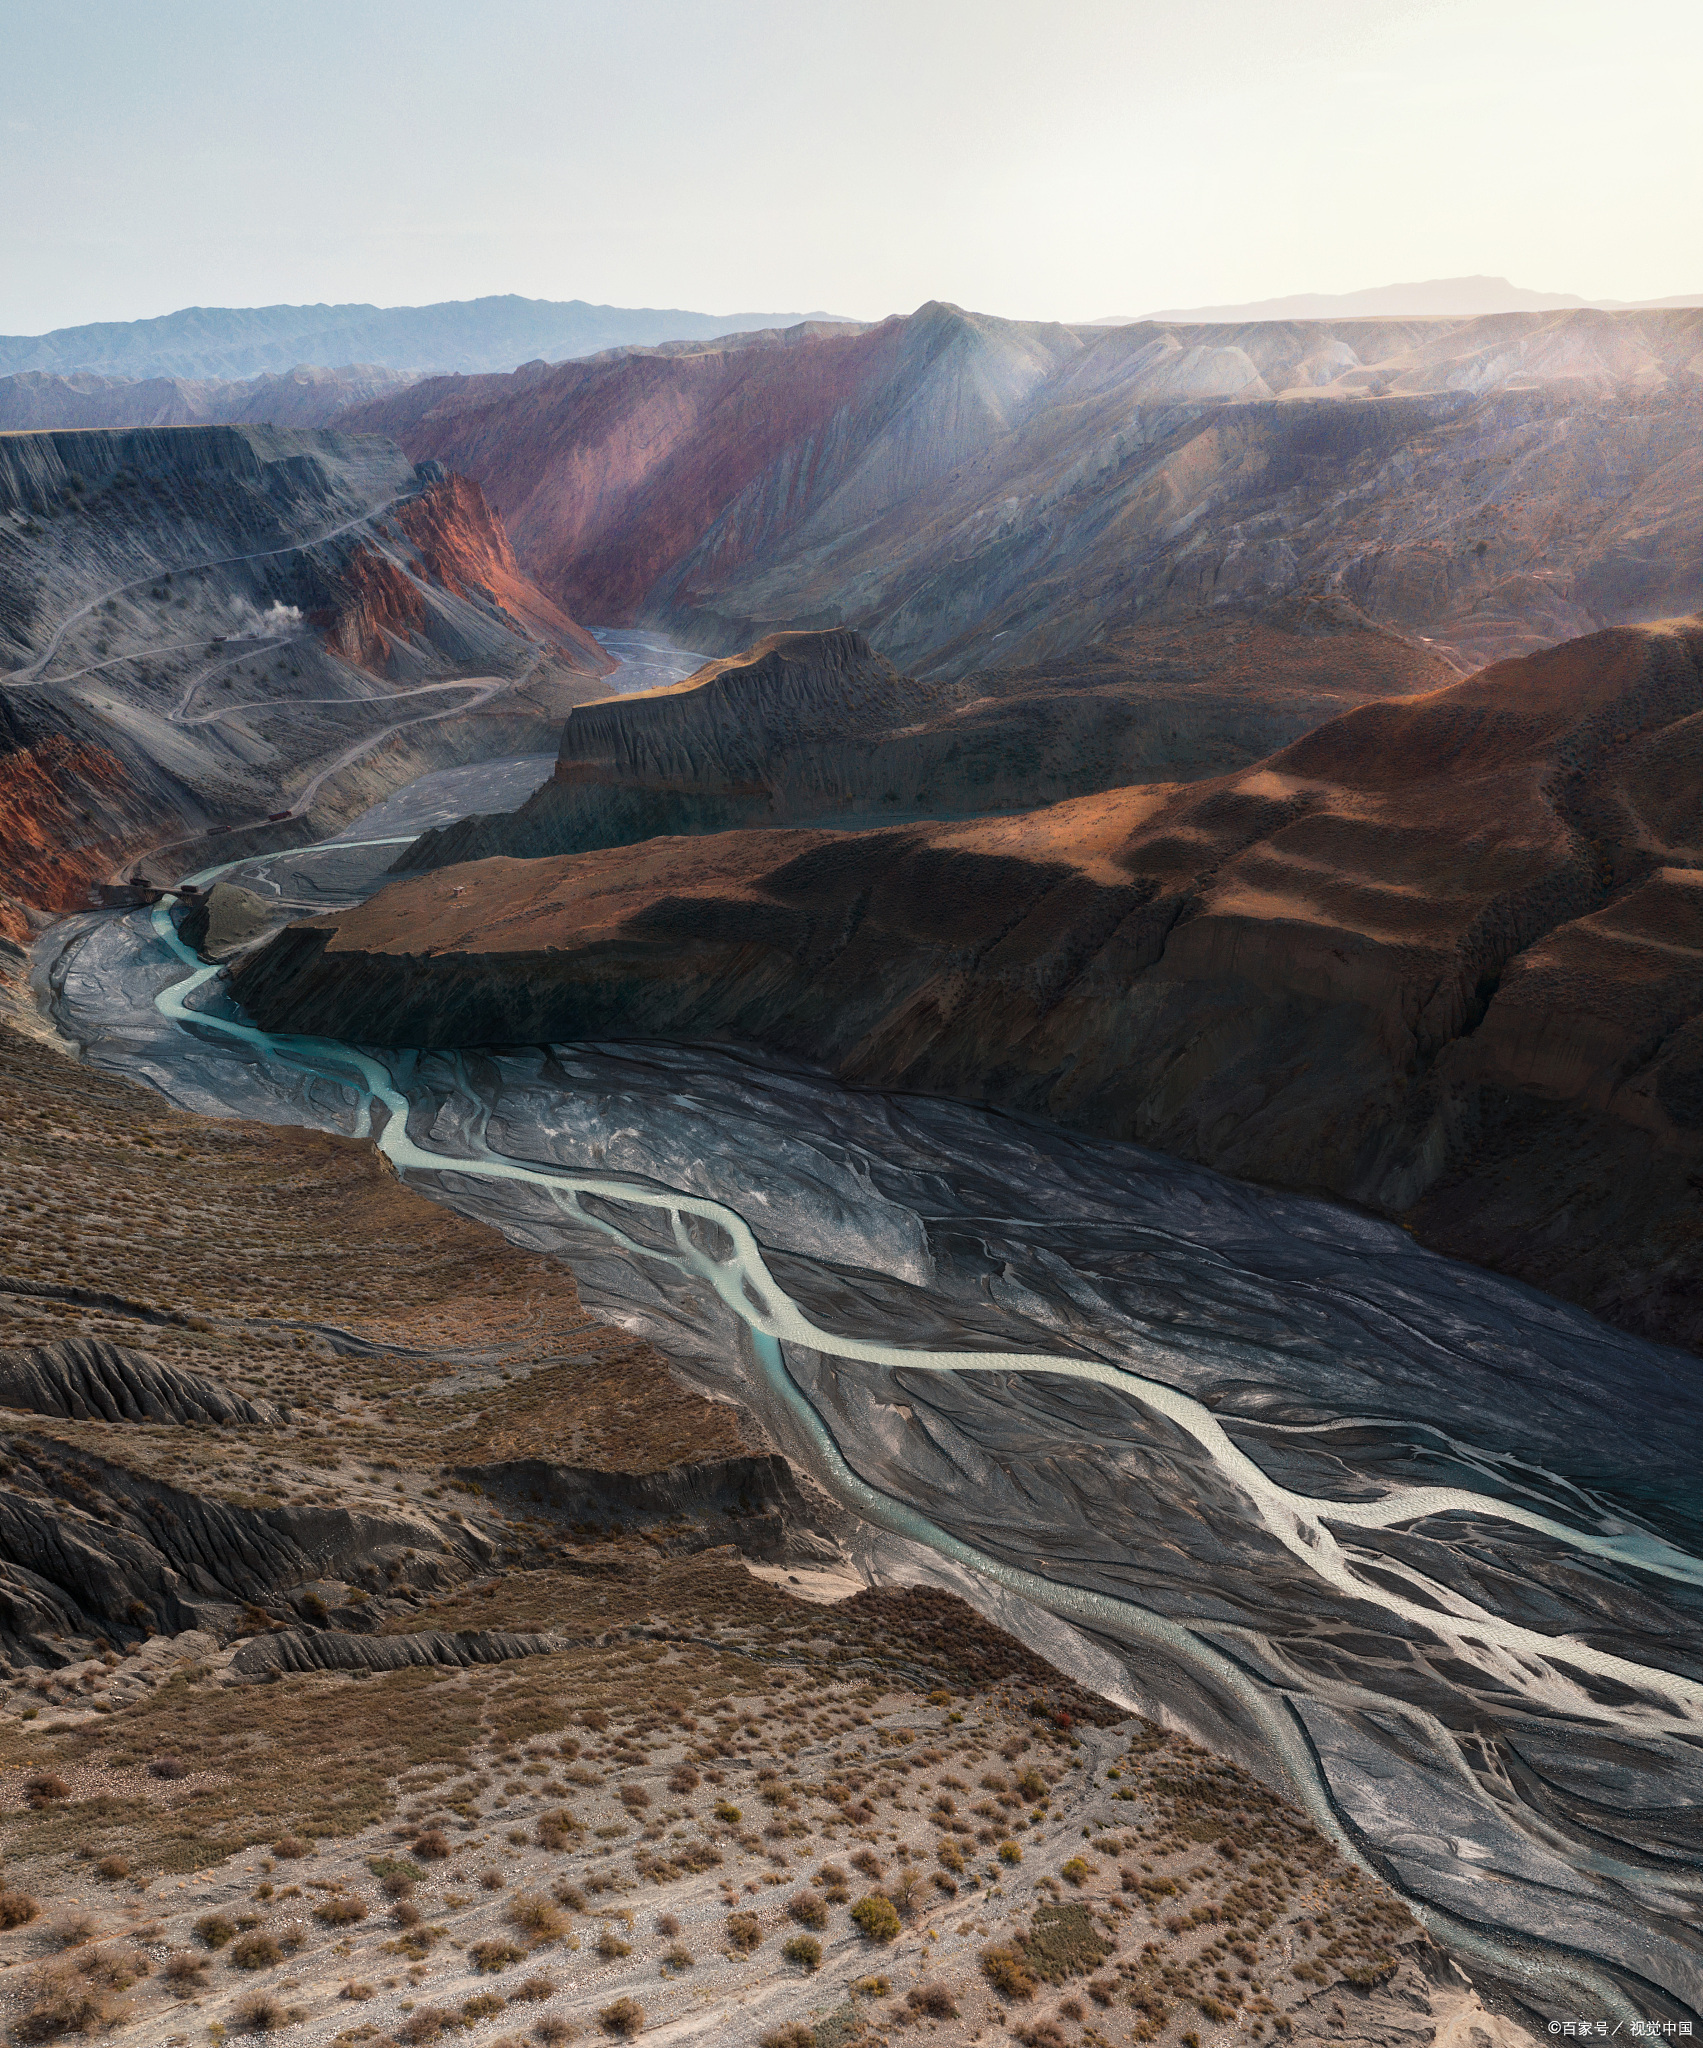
[0,1336,284,1427]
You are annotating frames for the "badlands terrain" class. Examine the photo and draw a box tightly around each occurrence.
[0,1023,1497,2048]
[0,423,613,939]
[3,286,1703,2045]
[347,302,1703,675]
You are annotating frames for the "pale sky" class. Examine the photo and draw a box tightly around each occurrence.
[4,0,1699,334]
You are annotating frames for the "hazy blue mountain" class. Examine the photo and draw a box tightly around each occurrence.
[0,294,850,380]
[1095,273,1703,324]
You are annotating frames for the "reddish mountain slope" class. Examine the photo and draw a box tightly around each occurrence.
[351,322,910,622]
[236,616,1703,1348]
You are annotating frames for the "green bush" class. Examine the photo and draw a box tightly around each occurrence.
[850,1893,901,1944]
[782,1934,822,1971]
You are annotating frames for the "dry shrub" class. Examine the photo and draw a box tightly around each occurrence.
[506,1896,564,1941]
[24,1773,70,1808]
[163,1952,209,1995]
[340,1981,375,2001]
[196,1913,237,1949]
[472,1938,526,1973]
[595,1928,631,1961]
[666,1767,698,1794]
[724,1911,762,1955]
[233,1990,294,2032]
[146,1755,187,1779]
[50,1915,98,1949]
[315,1894,368,1926]
[230,1931,284,1971]
[597,1999,643,2040]
[464,1993,507,2021]
[480,1869,507,1892]
[412,1828,451,1860]
[617,1785,649,1811]
[272,1834,310,1859]
[552,1883,587,1913]
[93,1856,127,1883]
[0,1889,40,1929]
[15,1946,149,2041]
[509,1976,556,2003]
[654,1913,679,1938]
[909,1984,959,2018]
[786,1892,827,1931]
[982,1945,1038,2000]
[662,1945,692,1971]
[890,1867,926,1917]
[850,1849,884,1879]
[398,2006,455,2044]
[758,2027,816,2048]
[533,2021,577,2047]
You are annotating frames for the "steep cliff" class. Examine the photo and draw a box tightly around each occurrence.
[395,607,1453,873]
[0,425,610,934]
[348,301,1703,676]
[235,616,1703,1349]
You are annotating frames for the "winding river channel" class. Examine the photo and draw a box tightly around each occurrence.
[30,650,1703,2022]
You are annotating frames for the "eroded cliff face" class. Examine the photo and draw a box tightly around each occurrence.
[348,302,1703,676]
[0,426,611,926]
[235,616,1703,1349]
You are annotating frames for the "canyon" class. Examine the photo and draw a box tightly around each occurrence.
[7,283,1703,2043]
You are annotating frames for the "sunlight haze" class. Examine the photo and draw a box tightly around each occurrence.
[4,0,1699,332]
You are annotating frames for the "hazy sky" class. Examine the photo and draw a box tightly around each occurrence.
[5,0,1699,333]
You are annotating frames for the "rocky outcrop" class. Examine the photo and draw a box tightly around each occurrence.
[229,1626,563,1678]
[235,616,1703,1349]
[349,301,1703,675]
[0,1337,284,1427]
[0,1433,494,1663]
[395,610,1454,873]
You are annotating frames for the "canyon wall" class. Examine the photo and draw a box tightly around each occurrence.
[396,611,1454,872]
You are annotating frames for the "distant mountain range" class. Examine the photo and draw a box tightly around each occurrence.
[1099,274,1703,324]
[0,294,851,381]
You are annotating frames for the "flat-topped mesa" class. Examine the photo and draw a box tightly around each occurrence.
[237,615,1703,1351]
[391,608,1454,874]
[391,627,956,869]
[553,628,935,794]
